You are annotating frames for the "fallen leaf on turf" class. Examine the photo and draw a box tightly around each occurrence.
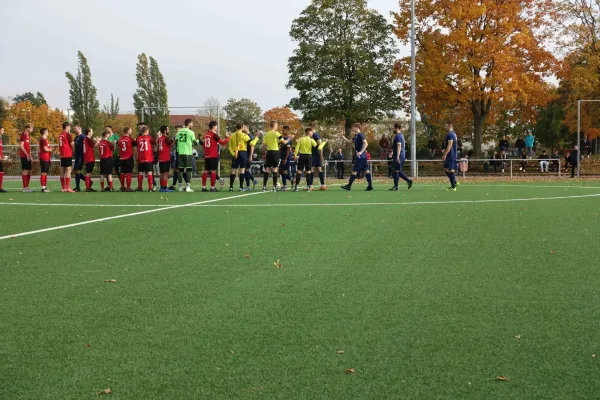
[593,354,596,358]
[336,350,344,355]
[8,198,14,201]
[244,254,251,259]
[85,343,91,348]
[496,376,509,382]
[282,224,286,227]
[225,244,230,246]
[163,197,168,202]
[274,259,283,268]
[104,280,116,283]
[522,208,526,211]
[345,368,356,374]
[96,388,112,395]
[18,252,22,255]
[346,196,351,198]
[515,335,521,339]
[550,250,557,254]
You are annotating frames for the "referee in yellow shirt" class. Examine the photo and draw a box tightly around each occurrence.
[263,121,294,192]
[293,127,318,192]
[228,122,251,192]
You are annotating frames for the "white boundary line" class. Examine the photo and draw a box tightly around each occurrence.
[0,192,266,241]
[188,193,600,207]
[0,202,168,207]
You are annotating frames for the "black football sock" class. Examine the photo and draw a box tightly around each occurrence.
[263,172,269,187]
[239,173,244,189]
[366,173,373,187]
[393,172,399,187]
[229,173,235,188]
[272,173,278,187]
[348,175,356,187]
[318,172,325,185]
[398,169,410,183]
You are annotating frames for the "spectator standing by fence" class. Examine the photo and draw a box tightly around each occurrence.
[334,148,345,179]
[539,150,550,172]
[379,134,390,160]
[499,135,509,159]
[515,135,525,157]
[525,132,535,158]
[551,150,560,172]
[519,150,528,172]
[427,137,437,159]
[570,146,580,178]
[581,135,592,158]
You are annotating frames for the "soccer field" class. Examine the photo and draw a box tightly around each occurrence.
[1,180,600,399]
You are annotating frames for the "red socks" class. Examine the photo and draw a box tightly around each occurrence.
[119,173,125,188]
[22,175,27,188]
[202,171,208,187]
[60,177,65,189]
[85,176,91,190]
[66,177,71,188]
[40,175,47,187]
[100,180,105,190]
[109,180,114,190]
[210,172,217,188]
[0,172,4,189]
[138,175,143,190]
[147,175,153,191]
[126,174,132,189]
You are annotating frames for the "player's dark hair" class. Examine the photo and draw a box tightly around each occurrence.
[208,121,218,129]
[352,123,361,130]
[84,128,92,135]
[305,127,313,134]
[235,123,243,130]
[159,125,168,134]
[104,125,112,129]
[40,128,48,135]
[0,125,4,130]
[394,122,402,130]
[269,120,277,128]
[62,122,70,129]
[283,125,290,131]
[184,119,193,127]
[124,127,131,134]
[137,122,146,127]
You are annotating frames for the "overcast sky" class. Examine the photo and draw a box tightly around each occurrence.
[0,0,407,114]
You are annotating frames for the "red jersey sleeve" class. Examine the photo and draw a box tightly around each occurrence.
[85,137,95,147]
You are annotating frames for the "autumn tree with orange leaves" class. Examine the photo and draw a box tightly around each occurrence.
[2,101,66,144]
[263,107,302,134]
[394,0,558,154]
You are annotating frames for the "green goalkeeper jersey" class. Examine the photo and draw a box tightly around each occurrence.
[176,128,197,155]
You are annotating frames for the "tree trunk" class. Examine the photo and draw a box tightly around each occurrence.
[344,118,352,138]
[473,113,483,156]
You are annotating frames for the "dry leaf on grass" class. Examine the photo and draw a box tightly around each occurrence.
[8,198,14,201]
[345,368,356,374]
[225,243,230,246]
[550,250,557,255]
[515,335,521,339]
[104,280,117,283]
[282,224,286,227]
[593,354,596,359]
[274,260,283,269]
[84,343,92,348]
[244,254,251,259]
[496,376,509,381]
[336,350,344,355]
[96,388,112,395]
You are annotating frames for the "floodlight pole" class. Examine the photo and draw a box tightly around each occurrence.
[410,0,417,178]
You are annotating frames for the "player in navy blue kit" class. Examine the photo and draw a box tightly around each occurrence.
[389,123,413,191]
[442,122,458,191]
[341,123,373,191]
[310,121,327,190]
[72,125,88,192]
[278,126,293,191]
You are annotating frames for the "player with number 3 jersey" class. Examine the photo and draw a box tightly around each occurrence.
[118,127,134,191]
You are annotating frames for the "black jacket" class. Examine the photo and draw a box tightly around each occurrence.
[515,139,525,149]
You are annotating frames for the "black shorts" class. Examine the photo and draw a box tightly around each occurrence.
[278,159,290,172]
[60,158,73,168]
[120,158,134,174]
[232,151,248,169]
[0,161,3,172]
[205,158,219,171]
[159,161,171,174]
[74,157,84,171]
[297,154,312,172]
[138,162,153,174]
[85,162,95,174]
[100,158,113,175]
[312,156,323,168]
[40,160,51,174]
[178,155,193,170]
[21,157,32,171]
[265,150,280,168]
[113,157,121,173]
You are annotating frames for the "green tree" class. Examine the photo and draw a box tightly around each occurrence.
[287,0,400,136]
[133,53,169,131]
[65,51,100,129]
[223,98,263,132]
[13,92,47,107]
[535,99,570,150]
[102,93,120,119]
[0,97,9,127]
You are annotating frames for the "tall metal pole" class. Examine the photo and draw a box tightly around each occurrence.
[577,100,581,178]
[410,0,417,178]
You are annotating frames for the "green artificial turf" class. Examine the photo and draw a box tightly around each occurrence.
[1,180,600,399]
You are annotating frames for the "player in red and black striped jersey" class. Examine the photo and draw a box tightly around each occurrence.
[83,128,99,192]
[98,129,115,192]
[20,123,34,192]
[117,127,134,191]
[39,128,52,193]
[0,125,5,192]
[201,120,230,192]
[157,126,174,192]
[134,125,155,192]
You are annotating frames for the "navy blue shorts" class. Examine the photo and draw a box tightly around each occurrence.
[232,152,248,169]
[444,157,457,171]
[353,158,369,173]
[392,158,405,171]
[312,156,323,168]
[74,157,84,171]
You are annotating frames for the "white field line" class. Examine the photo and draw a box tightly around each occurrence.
[0,202,168,207]
[0,192,266,241]
[188,193,600,207]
